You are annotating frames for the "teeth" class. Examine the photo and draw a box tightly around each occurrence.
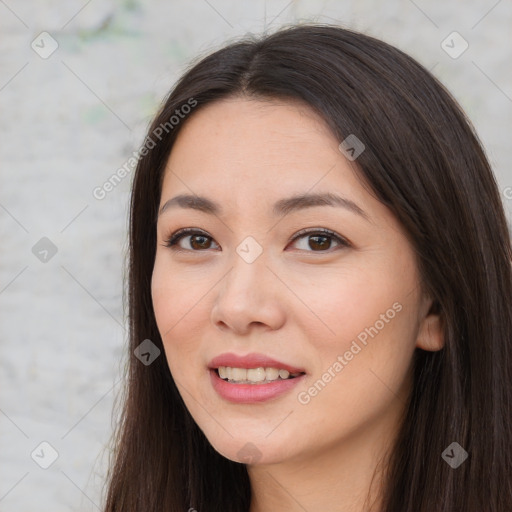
[217,366,302,384]
[231,367,246,381]
[247,367,266,382]
[265,367,280,380]
[279,369,290,379]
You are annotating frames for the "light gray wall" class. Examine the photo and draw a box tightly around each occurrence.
[0,0,510,509]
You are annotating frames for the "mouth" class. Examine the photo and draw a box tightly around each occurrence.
[209,367,307,403]
[213,366,306,385]
[207,353,307,402]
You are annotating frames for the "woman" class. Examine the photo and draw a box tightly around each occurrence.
[102,23,512,511]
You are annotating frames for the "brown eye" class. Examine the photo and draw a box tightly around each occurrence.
[163,227,350,253]
[187,234,213,250]
[164,229,219,251]
[289,229,349,252]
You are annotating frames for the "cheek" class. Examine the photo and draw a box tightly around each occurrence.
[289,265,406,347]
[151,256,208,332]
[293,302,416,446]
[293,265,418,399]
[151,260,203,372]
[151,261,176,334]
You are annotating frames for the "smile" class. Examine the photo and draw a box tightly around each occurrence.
[217,366,304,384]
[210,368,306,403]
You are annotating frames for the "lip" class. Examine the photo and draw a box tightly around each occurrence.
[207,352,307,404]
[209,368,306,403]
[208,352,306,374]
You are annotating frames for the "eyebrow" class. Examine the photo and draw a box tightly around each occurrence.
[158,192,369,221]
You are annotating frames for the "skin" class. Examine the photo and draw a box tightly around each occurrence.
[151,96,444,512]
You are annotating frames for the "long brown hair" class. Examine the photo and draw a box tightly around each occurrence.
[102,23,512,511]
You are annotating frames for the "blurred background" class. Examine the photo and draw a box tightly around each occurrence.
[0,0,510,509]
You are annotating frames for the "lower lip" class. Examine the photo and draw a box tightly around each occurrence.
[209,369,305,404]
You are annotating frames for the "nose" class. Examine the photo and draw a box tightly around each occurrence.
[210,252,286,335]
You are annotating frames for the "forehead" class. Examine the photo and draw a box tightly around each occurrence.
[161,97,364,200]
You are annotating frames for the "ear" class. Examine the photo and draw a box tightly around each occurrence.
[416,298,444,352]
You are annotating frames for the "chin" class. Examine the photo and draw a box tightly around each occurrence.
[206,433,296,466]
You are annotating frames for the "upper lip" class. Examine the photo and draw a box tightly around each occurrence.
[208,352,306,374]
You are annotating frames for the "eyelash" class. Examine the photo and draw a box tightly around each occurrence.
[162,227,350,253]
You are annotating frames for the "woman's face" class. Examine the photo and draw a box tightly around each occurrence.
[151,97,441,466]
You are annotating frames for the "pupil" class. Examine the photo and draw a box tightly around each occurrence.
[191,235,210,249]
[310,235,329,250]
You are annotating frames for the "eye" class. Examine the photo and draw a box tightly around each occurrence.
[162,227,350,253]
[163,228,219,251]
[288,228,349,252]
